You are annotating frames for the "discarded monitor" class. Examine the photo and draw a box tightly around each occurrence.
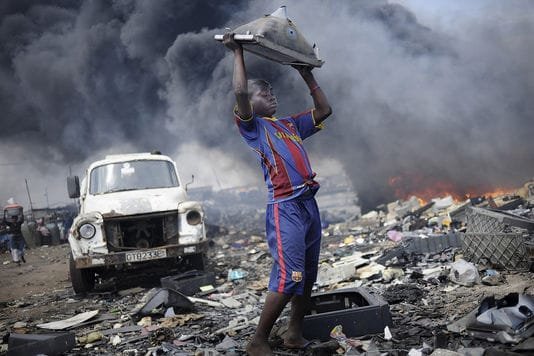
[303,287,392,341]
[215,6,324,67]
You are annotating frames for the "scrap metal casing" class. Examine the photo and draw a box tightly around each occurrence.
[303,287,392,341]
[216,6,323,67]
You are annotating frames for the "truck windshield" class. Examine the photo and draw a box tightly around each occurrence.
[89,160,179,194]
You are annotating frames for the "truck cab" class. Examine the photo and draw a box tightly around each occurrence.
[67,152,208,293]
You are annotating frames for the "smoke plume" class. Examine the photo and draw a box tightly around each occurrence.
[0,0,533,211]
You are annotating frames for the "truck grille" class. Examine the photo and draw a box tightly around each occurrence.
[103,212,179,251]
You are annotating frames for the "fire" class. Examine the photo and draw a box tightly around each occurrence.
[388,173,516,204]
[482,188,516,199]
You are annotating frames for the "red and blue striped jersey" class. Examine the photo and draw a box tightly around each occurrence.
[235,109,323,203]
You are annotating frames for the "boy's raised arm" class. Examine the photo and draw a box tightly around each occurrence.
[223,33,252,120]
[294,66,332,125]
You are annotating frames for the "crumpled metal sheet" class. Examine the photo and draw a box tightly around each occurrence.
[465,293,534,343]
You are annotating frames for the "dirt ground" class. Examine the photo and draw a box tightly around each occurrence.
[0,244,72,302]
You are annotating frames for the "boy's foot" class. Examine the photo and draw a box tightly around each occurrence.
[21,256,26,263]
[246,339,272,355]
[283,337,312,350]
[16,261,21,266]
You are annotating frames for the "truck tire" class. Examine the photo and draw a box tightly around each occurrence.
[69,252,95,294]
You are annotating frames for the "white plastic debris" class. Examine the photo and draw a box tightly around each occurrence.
[449,259,480,286]
[37,310,99,330]
[164,307,175,317]
[221,297,242,309]
[111,335,121,346]
[355,263,386,280]
[432,196,455,211]
[382,267,404,282]
[408,348,423,356]
[213,316,249,335]
[384,326,392,340]
[13,321,27,329]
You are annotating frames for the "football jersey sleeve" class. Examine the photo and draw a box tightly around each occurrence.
[291,109,324,140]
[234,105,258,141]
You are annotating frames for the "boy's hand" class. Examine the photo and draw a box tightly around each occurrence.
[292,64,313,77]
[222,33,242,53]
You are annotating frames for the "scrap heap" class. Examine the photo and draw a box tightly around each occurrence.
[1,179,533,355]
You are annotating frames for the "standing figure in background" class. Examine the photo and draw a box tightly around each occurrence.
[5,215,26,266]
[37,219,51,246]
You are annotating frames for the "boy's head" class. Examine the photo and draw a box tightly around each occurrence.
[248,79,277,117]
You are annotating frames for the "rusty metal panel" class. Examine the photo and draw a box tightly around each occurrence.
[215,6,323,67]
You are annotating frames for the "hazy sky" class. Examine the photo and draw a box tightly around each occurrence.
[1,0,532,211]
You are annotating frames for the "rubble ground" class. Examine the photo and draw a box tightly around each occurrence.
[1,200,534,355]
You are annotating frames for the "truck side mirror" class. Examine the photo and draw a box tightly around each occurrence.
[185,174,195,191]
[67,176,80,198]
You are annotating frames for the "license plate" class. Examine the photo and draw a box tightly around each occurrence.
[184,246,196,253]
[125,249,167,262]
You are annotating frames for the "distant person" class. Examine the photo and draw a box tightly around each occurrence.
[5,215,26,266]
[223,34,332,355]
[37,220,51,245]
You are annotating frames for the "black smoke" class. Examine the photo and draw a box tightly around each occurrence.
[1,0,533,211]
[0,0,244,163]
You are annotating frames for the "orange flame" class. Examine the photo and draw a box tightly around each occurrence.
[388,173,516,203]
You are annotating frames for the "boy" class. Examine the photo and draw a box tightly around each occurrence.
[223,34,332,355]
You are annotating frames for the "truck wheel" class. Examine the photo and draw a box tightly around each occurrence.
[69,252,95,294]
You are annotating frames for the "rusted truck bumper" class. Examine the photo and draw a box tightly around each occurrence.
[74,241,209,269]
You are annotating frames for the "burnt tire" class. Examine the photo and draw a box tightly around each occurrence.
[69,252,95,294]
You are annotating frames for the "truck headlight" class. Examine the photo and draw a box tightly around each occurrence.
[79,223,96,239]
[186,210,202,225]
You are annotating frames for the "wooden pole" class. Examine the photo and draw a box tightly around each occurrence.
[25,178,34,217]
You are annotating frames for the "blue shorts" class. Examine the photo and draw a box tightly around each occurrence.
[266,194,322,295]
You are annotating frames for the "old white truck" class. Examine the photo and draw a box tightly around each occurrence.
[67,152,208,293]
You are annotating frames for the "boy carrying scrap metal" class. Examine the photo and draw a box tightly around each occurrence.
[223,33,332,355]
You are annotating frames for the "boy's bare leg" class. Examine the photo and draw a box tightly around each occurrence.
[283,281,314,347]
[246,291,291,355]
